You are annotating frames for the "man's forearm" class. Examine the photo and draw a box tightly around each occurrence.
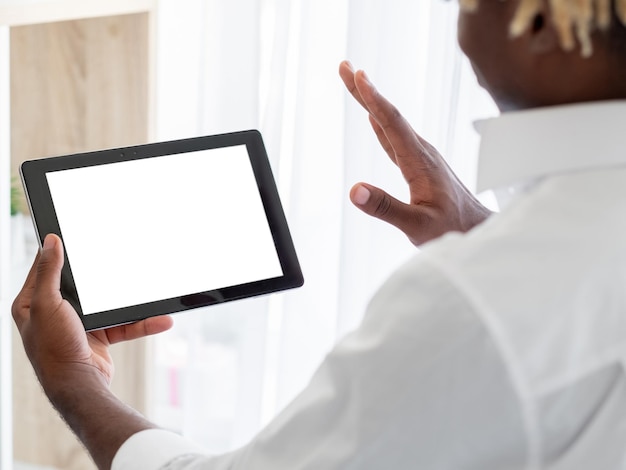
[44,367,157,470]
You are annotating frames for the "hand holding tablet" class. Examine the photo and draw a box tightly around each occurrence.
[20,130,303,330]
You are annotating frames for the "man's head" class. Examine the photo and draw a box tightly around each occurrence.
[456,0,626,111]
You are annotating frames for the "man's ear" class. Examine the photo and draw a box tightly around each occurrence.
[527,12,561,54]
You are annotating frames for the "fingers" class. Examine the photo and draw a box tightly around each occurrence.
[353,70,434,183]
[340,61,396,166]
[340,61,417,169]
[105,315,174,345]
[340,61,434,184]
[339,60,368,111]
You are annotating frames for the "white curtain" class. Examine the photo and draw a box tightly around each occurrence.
[150,0,498,453]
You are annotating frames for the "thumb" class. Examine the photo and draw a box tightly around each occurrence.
[350,183,430,245]
[33,234,65,309]
[350,183,407,226]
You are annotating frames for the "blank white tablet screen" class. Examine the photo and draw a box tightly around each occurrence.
[46,145,283,315]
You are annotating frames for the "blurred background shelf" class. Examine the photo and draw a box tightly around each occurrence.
[0,0,154,27]
[1,2,157,468]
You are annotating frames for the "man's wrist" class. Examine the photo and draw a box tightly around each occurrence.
[44,366,107,404]
[40,364,158,469]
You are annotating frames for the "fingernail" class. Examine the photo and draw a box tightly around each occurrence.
[353,185,371,205]
[43,234,56,251]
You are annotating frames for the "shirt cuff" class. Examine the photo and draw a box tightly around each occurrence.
[112,429,207,470]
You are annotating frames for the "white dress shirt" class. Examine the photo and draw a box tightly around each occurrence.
[112,101,626,470]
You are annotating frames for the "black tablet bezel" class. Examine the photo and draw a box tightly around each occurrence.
[20,130,303,331]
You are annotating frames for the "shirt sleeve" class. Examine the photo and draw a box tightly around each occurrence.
[112,429,207,470]
[113,253,529,470]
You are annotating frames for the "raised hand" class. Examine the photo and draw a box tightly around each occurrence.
[339,60,491,246]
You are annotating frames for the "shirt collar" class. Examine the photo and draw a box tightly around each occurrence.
[475,100,626,193]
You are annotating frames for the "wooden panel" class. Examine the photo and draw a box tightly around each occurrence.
[11,13,151,470]
[10,12,150,196]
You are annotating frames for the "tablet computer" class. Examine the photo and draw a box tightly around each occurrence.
[21,130,303,331]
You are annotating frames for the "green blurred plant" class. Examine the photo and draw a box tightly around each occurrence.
[10,176,20,216]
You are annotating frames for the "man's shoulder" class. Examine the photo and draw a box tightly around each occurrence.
[414,170,626,391]
[424,168,626,283]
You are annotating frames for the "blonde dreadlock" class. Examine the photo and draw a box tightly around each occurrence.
[459,0,626,57]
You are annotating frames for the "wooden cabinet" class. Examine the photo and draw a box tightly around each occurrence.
[1,2,157,468]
